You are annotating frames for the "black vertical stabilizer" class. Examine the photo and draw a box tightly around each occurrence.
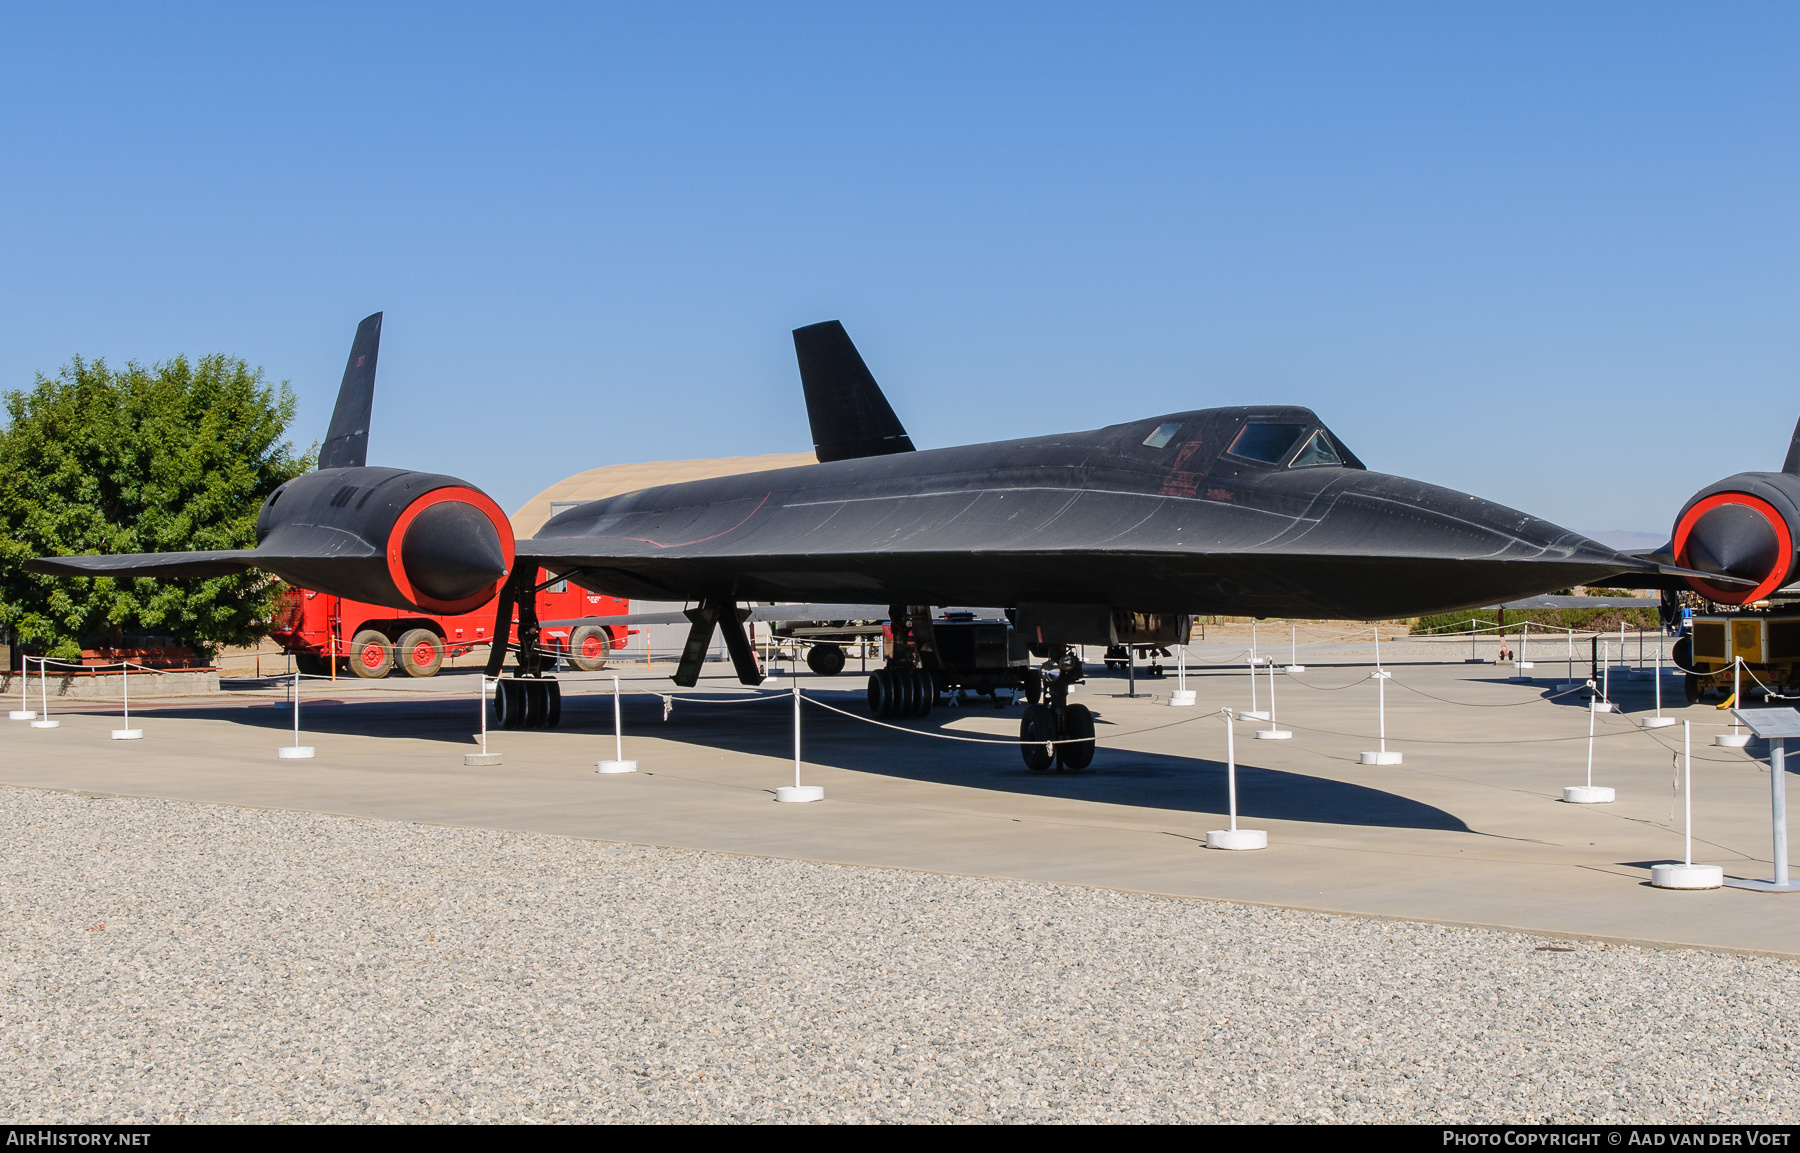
[793,320,915,464]
[318,312,383,470]
[1784,411,1800,475]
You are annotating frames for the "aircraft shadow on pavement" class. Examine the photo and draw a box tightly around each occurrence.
[147,684,1471,833]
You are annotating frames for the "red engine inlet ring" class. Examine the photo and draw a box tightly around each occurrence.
[385,486,516,614]
[1673,492,1793,605]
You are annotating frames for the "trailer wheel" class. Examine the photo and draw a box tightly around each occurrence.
[806,643,846,677]
[396,629,443,678]
[349,630,392,678]
[568,625,611,671]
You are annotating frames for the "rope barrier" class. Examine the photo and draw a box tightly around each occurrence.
[800,691,1226,746]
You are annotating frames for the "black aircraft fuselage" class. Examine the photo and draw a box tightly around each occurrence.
[524,403,1643,622]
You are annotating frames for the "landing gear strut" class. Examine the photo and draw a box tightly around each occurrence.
[1019,646,1094,771]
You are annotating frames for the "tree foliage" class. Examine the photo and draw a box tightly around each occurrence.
[0,354,313,660]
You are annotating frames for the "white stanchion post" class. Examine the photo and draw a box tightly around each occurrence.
[111,662,142,740]
[1564,683,1613,803]
[1716,658,1750,747]
[9,653,35,720]
[1722,707,1800,892]
[1654,720,1723,888]
[466,675,502,766]
[1360,663,1400,765]
[1243,656,1268,721]
[277,671,314,759]
[1208,708,1266,849]
[1510,622,1533,680]
[1285,624,1304,673]
[29,657,59,729]
[777,683,823,802]
[1642,646,1675,728]
[1169,643,1195,706]
[1593,643,1617,712]
[1465,618,1483,663]
[1557,629,1579,692]
[597,674,637,773]
[1256,658,1290,739]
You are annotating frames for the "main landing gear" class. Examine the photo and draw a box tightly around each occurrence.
[1018,647,1094,772]
[868,666,936,719]
[492,677,561,730]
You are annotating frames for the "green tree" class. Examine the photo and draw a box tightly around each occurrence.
[0,354,313,661]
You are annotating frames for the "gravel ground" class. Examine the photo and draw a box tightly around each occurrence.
[1,785,1795,1124]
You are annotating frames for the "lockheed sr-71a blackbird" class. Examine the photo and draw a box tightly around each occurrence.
[30,315,1754,768]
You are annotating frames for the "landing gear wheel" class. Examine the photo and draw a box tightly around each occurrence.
[894,669,919,718]
[543,680,562,728]
[396,628,443,678]
[569,625,611,672]
[807,643,846,677]
[521,680,546,728]
[349,630,393,679]
[1057,704,1095,770]
[1020,704,1056,771]
[868,670,893,717]
[908,669,932,717]
[493,680,522,730]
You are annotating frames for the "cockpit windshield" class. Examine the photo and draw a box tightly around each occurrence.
[1225,423,1307,464]
[1288,429,1343,468]
[1225,423,1347,468]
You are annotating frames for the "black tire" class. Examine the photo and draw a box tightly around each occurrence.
[396,628,443,678]
[1024,668,1043,706]
[522,681,546,729]
[894,669,919,718]
[348,629,393,679]
[494,680,522,730]
[1019,705,1055,771]
[807,643,846,677]
[569,625,611,672]
[293,652,328,678]
[544,680,562,728]
[868,670,892,717]
[1057,704,1096,770]
[1684,673,1701,705]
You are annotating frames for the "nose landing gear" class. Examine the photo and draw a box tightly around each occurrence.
[1020,647,1094,771]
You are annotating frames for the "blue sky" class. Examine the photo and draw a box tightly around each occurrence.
[2,3,1796,535]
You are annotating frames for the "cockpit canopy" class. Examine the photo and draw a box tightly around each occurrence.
[1224,423,1345,468]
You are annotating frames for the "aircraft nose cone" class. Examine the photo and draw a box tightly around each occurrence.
[400,500,509,603]
[1684,501,1781,580]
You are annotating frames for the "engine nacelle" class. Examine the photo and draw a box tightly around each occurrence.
[1672,471,1800,605]
[253,466,514,613]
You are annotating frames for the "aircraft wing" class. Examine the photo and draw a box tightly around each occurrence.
[1486,595,1666,609]
[27,549,266,579]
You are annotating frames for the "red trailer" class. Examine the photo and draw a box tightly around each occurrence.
[269,570,629,679]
